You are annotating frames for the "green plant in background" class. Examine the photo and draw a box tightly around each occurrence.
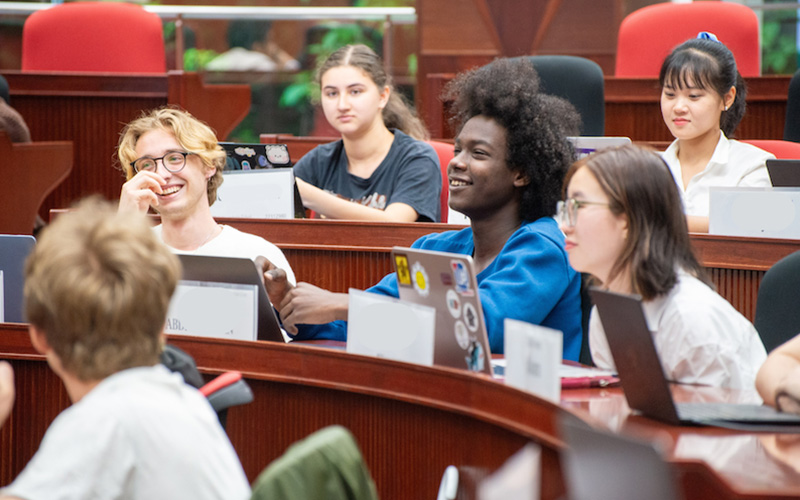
[762,8,798,75]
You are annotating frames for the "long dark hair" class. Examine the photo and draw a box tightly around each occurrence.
[317,44,429,140]
[659,37,745,138]
[563,145,709,300]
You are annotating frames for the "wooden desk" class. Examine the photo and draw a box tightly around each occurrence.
[1,324,798,499]
[424,75,791,141]
[216,218,800,323]
[2,70,250,217]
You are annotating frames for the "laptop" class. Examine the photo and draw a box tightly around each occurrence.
[589,288,800,428]
[766,159,800,187]
[567,136,632,159]
[214,142,305,219]
[0,235,35,323]
[391,247,492,375]
[559,415,682,500]
[173,255,284,342]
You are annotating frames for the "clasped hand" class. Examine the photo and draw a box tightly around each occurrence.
[256,256,347,335]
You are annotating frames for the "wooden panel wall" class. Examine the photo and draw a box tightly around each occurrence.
[3,71,249,222]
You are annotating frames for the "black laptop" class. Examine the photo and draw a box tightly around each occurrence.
[766,159,800,187]
[589,288,800,430]
[0,235,35,323]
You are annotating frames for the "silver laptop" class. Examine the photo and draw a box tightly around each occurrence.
[589,288,800,429]
[0,235,35,323]
[567,136,632,159]
[176,255,283,342]
[559,416,682,500]
[391,247,492,375]
[766,159,800,187]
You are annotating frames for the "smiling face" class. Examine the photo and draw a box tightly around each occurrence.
[448,115,527,221]
[561,166,628,286]
[660,76,734,143]
[134,128,214,221]
[320,65,389,137]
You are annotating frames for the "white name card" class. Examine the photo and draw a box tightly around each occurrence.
[347,289,436,366]
[710,187,800,239]
[165,280,257,341]
[211,169,295,219]
[503,318,563,403]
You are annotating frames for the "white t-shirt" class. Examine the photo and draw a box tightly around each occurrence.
[589,271,767,390]
[154,224,296,286]
[1,365,251,500]
[661,133,774,217]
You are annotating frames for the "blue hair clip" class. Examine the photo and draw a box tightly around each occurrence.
[697,31,720,43]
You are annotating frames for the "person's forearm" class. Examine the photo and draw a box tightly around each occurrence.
[296,179,417,222]
[757,353,800,407]
[686,215,709,233]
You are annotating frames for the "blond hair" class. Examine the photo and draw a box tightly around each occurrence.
[24,197,181,381]
[117,107,226,206]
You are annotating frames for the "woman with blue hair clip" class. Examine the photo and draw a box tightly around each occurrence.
[659,32,773,233]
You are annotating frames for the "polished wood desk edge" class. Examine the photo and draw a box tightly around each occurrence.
[2,70,168,96]
[1,323,794,498]
[0,324,563,448]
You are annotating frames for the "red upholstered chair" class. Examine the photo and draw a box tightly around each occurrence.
[741,139,800,160]
[426,140,454,223]
[615,2,760,77]
[22,2,166,73]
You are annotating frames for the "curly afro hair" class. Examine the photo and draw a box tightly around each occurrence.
[442,58,580,221]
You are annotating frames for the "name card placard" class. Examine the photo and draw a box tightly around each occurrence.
[165,280,257,341]
[211,169,295,219]
[503,318,563,403]
[347,289,436,366]
[710,187,800,239]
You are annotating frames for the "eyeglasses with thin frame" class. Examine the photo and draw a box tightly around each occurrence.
[556,198,612,227]
[130,151,196,174]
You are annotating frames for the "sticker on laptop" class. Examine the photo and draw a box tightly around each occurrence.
[463,302,479,332]
[412,262,429,297]
[451,260,473,295]
[446,289,462,319]
[466,339,485,372]
[394,254,412,286]
[454,320,469,349]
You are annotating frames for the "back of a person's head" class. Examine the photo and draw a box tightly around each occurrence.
[564,145,704,299]
[659,35,745,137]
[24,197,181,381]
[117,106,226,205]
[316,44,430,140]
[227,20,272,49]
[443,57,580,221]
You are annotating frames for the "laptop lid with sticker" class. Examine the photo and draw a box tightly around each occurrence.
[391,246,492,375]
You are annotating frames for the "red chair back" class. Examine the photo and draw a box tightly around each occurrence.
[425,140,454,223]
[22,2,165,73]
[615,2,760,77]
[742,139,800,160]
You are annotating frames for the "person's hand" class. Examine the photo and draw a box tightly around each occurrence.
[0,361,15,428]
[118,171,165,214]
[775,365,800,415]
[278,283,348,335]
[255,256,294,310]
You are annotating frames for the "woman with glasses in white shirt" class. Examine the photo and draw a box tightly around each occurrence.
[558,145,766,389]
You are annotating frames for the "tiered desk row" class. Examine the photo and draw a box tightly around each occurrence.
[3,219,800,499]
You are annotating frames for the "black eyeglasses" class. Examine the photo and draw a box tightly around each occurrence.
[556,198,611,227]
[130,151,195,174]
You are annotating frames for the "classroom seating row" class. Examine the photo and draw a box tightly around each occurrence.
[0,324,798,499]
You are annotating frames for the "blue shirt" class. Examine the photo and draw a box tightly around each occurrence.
[292,217,583,361]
